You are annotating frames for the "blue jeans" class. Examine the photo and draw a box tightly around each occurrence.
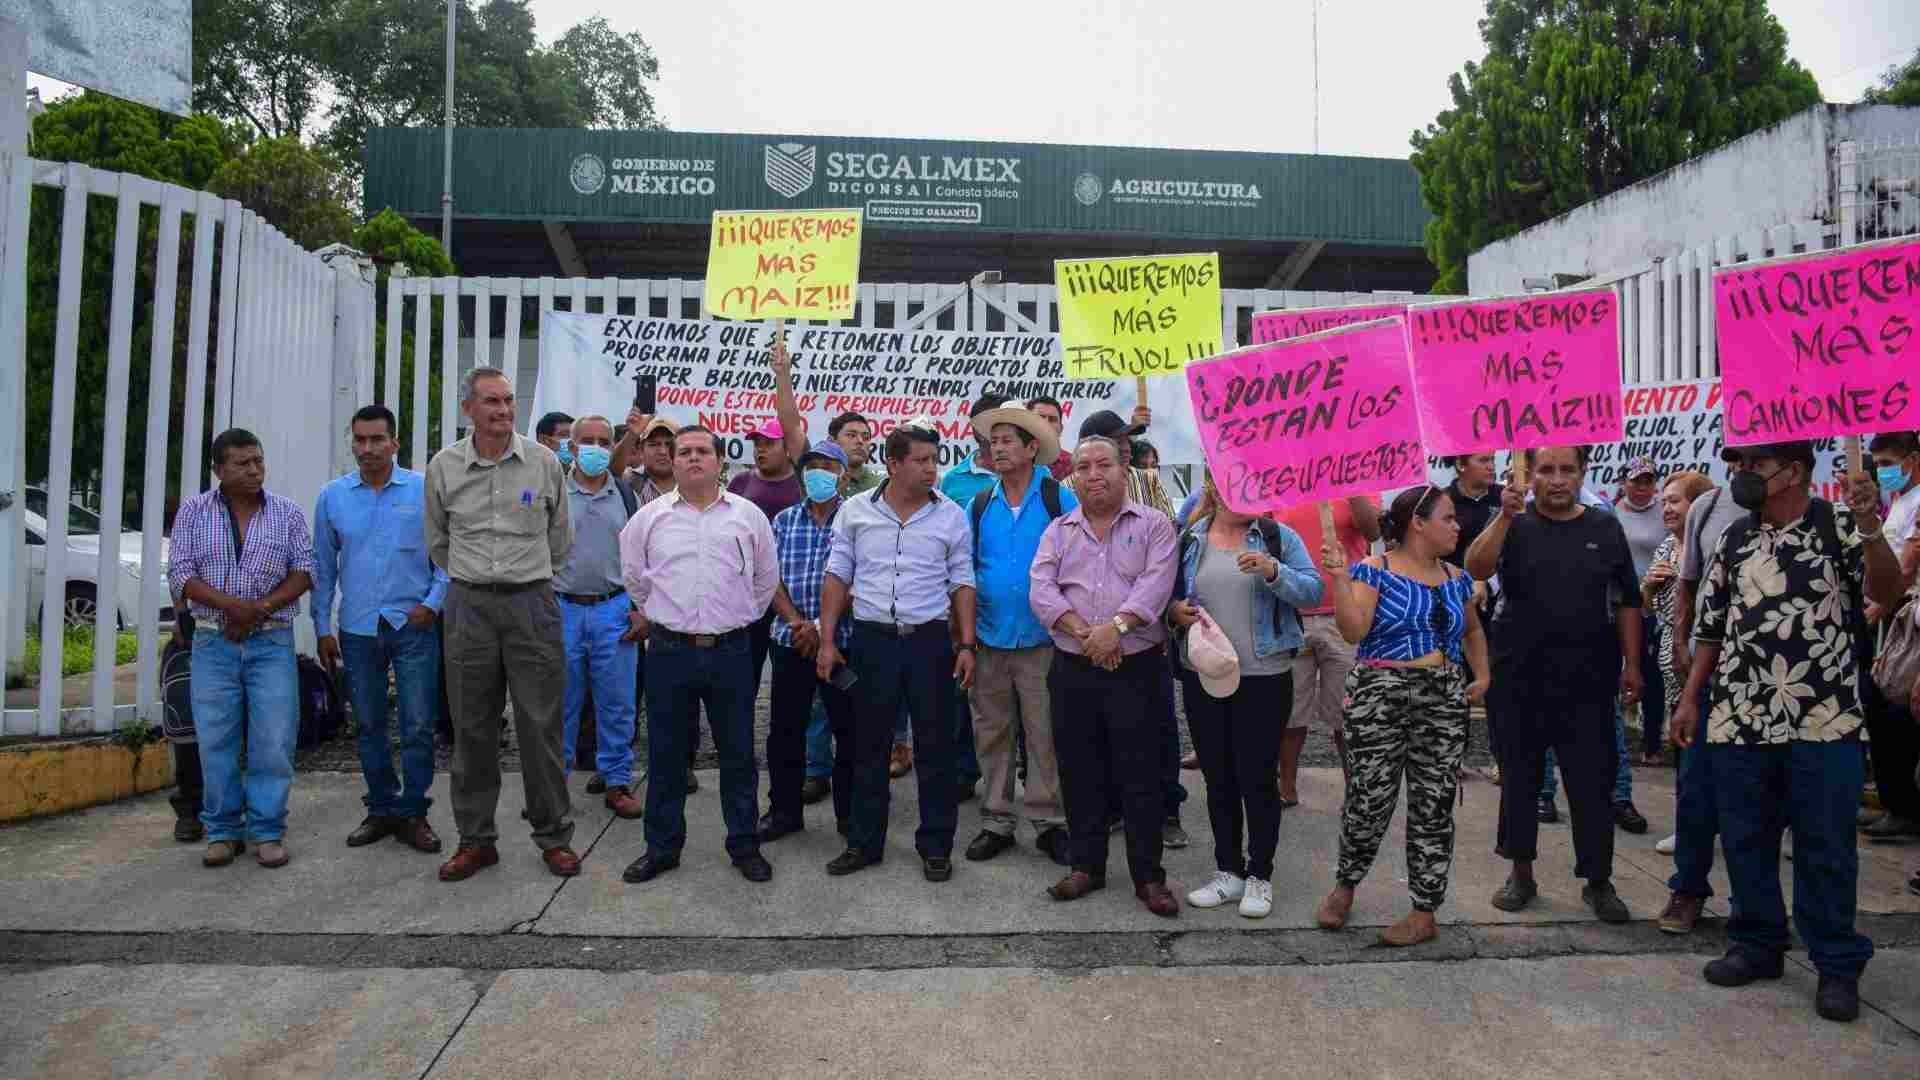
[1710,740,1873,980]
[643,632,759,859]
[560,594,639,788]
[1540,704,1633,805]
[340,621,440,818]
[1669,681,1718,898]
[192,627,299,843]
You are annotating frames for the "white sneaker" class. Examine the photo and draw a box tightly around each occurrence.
[1186,871,1245,909]
[1655,834,1676,856]
[1239,877,1274,918]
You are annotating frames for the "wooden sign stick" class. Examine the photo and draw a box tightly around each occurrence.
[1845,435,1865,480]
[1317,501,1340,567]
[1135,375,1150,409]
[1511,448,1531,489]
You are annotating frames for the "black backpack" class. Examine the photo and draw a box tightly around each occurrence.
[1175,516,1292,640]
[1718,498,1876,699]
[614,476,638,519]
[970,476,1065,564]
[296,654,347,749]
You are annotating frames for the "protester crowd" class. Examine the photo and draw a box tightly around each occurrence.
[153,336,1920,1025]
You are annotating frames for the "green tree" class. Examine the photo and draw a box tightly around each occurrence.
[192,0,331,140]
[1410,0,1822,292]
[1863,48,1920,107]
[207,138,358,249]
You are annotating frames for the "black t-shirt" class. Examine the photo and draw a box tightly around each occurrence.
[1492,507,1641,700]
[1445,482,1502,569]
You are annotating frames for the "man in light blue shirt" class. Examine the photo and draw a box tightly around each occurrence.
[313,405,450,854]
[962,403,1077,866]
[935,393,1008,798]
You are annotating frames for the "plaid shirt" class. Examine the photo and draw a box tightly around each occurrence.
[166,488,315,629]
[770,500,849,650]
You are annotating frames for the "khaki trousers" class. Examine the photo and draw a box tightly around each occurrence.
[443,581,575,851]
[970,644,1065,837]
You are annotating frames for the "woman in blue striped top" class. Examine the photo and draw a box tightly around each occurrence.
[1313,484,1490,946]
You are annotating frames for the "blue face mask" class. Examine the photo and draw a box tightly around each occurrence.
[575,445,611,477]
[1878,463,1910,496]
[803,468,841,504]
[555,438,574,467]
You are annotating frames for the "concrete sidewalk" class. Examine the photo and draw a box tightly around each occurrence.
[2,765,1916,1077]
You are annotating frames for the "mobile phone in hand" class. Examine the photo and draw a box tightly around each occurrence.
[633,372,657,413]
[828,664,858,691]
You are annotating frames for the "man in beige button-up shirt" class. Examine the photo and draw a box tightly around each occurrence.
[424,366,580,883]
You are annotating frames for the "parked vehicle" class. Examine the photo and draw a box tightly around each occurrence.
[22,490,172,631]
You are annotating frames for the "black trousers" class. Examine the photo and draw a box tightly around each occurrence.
[767,642,855,828]
[847,622,958,859]
[169,742,204,819]
[1180,669,1290,880]
[1052,649,1166,887]
[1494,686,1617,882]
[1863,680,1920,821]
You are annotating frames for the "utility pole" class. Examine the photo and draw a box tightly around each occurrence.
[1312,1,1320,155]
[440,0,456,258]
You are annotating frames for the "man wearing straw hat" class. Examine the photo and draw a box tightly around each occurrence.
[962,401,1077,866]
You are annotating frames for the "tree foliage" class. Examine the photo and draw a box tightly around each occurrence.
[1863,48,1920,107]
[191,0,664,174]
[207,138,358,250]
[1410,0,1822,292]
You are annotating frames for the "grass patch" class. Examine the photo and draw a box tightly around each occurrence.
[9,628,141,686]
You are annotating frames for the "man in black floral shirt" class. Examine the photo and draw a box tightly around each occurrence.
[1673,439,1903,1024]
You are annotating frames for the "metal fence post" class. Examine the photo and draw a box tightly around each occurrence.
[0,19,25,681]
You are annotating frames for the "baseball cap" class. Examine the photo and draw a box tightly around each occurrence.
[747,418,785,441]
[1187,610,1241,699]
[1722,441,1815,470]
[1625,455,1658,480]
[638,418,676,441]
[798,440,850,469]
[1077,409,1145,441]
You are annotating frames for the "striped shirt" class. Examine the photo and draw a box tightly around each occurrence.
[771,500,850,650]
[167,488,315,629]
[1350,561,1473,663]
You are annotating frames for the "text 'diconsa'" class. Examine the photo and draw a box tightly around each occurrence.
[1073,173,1103,207]
[765,143,817,198]
[569,154,608,196]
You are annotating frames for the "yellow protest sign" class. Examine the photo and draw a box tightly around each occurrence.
[1055,253,1222,380]
[706,208,863,321]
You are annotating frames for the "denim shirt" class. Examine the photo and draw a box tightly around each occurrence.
[1173,515,1323,657]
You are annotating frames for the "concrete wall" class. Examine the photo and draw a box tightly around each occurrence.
[1467,107,1833,296]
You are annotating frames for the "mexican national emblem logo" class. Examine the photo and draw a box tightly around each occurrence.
[764,143,816,198]
[569,153,607,196]
[1073,172,1103,207]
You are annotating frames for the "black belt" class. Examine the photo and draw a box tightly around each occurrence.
[854,618,949,639]
[557,588,625,605]
[653,625,749,648]
[454,578,549,595]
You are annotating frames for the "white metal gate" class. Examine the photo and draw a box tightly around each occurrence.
[0,158,373,736]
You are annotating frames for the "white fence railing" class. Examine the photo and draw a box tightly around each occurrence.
[0,158,371,736]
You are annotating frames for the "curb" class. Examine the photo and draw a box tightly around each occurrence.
[0,740,175,822]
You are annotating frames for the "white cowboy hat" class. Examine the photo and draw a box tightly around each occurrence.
[970,402,1061,465]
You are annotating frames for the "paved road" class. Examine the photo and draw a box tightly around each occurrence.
[3,767,1915,1077]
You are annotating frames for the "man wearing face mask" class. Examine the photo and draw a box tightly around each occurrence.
[1467,444,1643,925]
[1672,441,1901,1023]
[536,412,575,470]
[1858,432,1920,842]
[553,415,643,820]
[761,441,858,841]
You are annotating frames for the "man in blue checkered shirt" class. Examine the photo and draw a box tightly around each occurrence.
[760,440,858,841]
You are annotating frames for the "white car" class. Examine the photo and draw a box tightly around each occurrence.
[21,489,172,631]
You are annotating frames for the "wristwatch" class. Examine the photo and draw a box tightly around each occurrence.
[1112,614,1133,635]
[956,642,978,653]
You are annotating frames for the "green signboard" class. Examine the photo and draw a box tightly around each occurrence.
[364,129,1428,247]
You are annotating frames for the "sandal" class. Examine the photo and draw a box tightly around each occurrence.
[1315,887,1354,930]
[1379,912,1438,947]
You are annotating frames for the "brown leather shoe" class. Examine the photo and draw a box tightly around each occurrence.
[888,742,914,778]
[1379,911,1438,947]
[542,846,583,877]
[1136,881,1180,918]
[395,817,442,854]
[202,839,245,867]
[1658,890,1705,935]
[255,841,291,869]
[1047,870,1106,902]
[604,785,643,820]
[438,844,499,882]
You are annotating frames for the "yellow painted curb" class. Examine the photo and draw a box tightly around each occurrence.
[0,743,175,823]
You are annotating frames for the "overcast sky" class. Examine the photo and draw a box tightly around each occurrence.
[27,0,1920,160]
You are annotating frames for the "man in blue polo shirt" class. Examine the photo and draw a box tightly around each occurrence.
[962,402,1077,865]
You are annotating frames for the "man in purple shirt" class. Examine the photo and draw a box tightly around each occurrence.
[166,428,315,871]
[1029,436,1181,916]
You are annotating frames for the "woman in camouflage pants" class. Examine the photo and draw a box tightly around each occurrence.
[1313,485,1490,946]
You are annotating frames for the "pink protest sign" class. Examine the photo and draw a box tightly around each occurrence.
[1251,301,1409,345]
[1712,236,1920,446]
[1407,287,1623,455]
[1186,317,1425,513]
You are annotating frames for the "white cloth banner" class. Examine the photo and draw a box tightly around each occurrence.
[531,312,1208,467]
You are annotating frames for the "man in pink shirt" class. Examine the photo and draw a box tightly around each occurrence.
[1029,437,1182,917]
[617,425,780,886]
